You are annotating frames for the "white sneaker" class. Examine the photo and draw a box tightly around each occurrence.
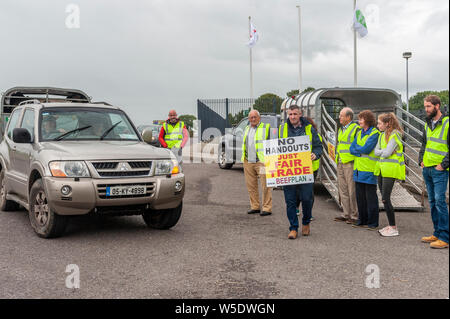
[378,226,390,234]
[380,226,399,237]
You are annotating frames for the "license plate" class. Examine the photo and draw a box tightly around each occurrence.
[106,185,146,196]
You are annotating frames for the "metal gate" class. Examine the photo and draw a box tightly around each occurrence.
[197,98,255,141]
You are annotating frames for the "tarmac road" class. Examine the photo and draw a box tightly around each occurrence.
[0,163,448,299]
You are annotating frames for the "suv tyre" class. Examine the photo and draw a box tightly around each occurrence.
[142,202,182,229]
[218,145,234,169]
[29,179,68,238]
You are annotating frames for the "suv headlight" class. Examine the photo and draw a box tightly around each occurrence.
[154,159,180,175]
[49,161,90,177]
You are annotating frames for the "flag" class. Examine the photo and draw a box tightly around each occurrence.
[353,7,368,37]
[247,22,259,48]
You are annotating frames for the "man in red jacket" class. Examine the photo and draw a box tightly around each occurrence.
[158,110,189,165]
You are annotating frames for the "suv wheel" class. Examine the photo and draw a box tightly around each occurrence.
[0,170,20,211]
[29,179,68,238]
[142,202,182,229]
[218,145,233,169]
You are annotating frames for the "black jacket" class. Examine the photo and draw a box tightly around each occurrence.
[285,118,323,159]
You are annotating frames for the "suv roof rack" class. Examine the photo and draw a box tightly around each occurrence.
[18,99,41,106]
[90,101,112,106]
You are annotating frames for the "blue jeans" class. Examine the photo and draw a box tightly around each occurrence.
[423,167,449,243]
[283,184,313,231]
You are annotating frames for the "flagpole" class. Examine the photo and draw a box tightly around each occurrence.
[353,0,357,87]
[297,5,302,94]
[249,16,254,107]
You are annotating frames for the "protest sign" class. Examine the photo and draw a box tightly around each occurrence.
[263,136,314,187]
[326,131,336,162]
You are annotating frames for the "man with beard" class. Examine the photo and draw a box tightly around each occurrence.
[419,95,449,249]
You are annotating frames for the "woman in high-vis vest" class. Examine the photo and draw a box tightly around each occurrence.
[350,110,380,230]
[419,95,449,249]
[373,113,405,237]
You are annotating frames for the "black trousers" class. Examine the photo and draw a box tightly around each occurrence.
[377,176,396,226]
[355,182,379,227]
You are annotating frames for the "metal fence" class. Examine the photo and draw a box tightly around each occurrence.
[402,106,449,146]
[197,98,255,141]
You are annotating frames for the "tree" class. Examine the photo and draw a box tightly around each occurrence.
[253,93,284,114]
[286,87,315,98]
[228,110,246,126]
[178,114,196,130]
[408,90,449,111]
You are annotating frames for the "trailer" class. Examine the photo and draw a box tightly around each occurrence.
[280,87,425,211]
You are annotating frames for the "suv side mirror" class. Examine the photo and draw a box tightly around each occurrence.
[13,128,32,143]
[141,128,153,144]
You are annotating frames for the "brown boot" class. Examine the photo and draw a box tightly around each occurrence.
[288,230,298,239]
[302,224,310,236]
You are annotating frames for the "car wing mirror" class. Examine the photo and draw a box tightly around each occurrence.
[141,128,153,144]
[12,128,32,143]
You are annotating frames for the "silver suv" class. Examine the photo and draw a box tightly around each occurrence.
[0,99,185,238]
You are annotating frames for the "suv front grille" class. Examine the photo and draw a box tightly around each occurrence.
[129,161,152,169]
[98,171,150,177]
[97,182,156,199]
[92,162,118,170]
[90,160,153,178]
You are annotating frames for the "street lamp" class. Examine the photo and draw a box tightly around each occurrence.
[403,52,412,112]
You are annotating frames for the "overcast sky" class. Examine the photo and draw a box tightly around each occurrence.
[1,0,448,125]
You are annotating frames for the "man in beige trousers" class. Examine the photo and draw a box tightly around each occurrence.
[334,107,360,224]
[241,110,272,216]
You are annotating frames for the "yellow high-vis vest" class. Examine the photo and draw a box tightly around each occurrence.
[353,128,380,173]
[423,116,449,170]
[278,122,321,172]
[163,121,185,148]
[374,132,405,180]
[241,122,270,162]
[336,122,360,164]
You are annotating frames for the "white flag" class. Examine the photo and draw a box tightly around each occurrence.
[247,23,259,48]
[353,7,368,37]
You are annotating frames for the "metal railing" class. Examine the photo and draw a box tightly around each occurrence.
[394,106,426,204]
[318,104,428,208]
[319,104,340,206]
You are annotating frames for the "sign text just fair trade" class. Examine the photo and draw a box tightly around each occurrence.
[266,153,312,178]
[263,136,314,187]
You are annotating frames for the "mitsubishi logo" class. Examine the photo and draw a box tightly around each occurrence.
[119,162,130,171]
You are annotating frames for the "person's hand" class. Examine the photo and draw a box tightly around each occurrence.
[435,164,444,171]
[311,153,317,161]
[420,162,424,168]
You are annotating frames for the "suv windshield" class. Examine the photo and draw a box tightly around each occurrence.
[39,107,139,141]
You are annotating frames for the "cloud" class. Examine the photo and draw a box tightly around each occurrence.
[0,0,448,125]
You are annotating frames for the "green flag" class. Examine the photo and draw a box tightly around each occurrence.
[353,8,368,37]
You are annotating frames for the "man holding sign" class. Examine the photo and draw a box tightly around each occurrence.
[273,105,322,239]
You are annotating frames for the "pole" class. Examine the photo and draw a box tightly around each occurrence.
[353,0,357,87]
[297,5,302,94]
[406,58,409,112]
[249,16,254,107]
